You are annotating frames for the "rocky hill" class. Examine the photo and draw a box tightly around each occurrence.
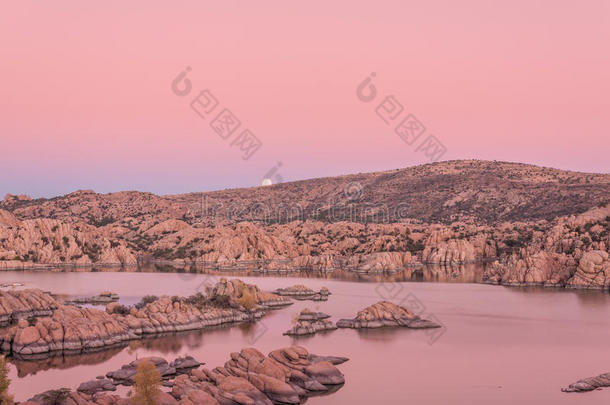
[3,160,609,226]
[0,160,608,289]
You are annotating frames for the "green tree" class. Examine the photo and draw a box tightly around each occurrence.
[132,360,161,405]
[0,356,14,405]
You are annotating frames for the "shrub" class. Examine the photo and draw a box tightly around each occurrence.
[135,295,159,309]
[238,289,257,311]
[133,360,161,405]
[0,356,13,405]
[110,304,130,315]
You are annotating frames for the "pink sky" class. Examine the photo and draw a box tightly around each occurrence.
[1,0,608,198]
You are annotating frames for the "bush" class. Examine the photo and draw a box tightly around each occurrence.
[238,289,257,311]
[110,304,130,315]
[133,359,161,405]
[0,356,13,405]
[135,295,159,309]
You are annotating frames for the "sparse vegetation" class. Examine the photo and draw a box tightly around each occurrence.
[238,288,257,311]
[132,359,162,405]
[0,356,13,405]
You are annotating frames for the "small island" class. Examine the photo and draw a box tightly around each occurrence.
[337,301,441,329]
[284,309,336,336]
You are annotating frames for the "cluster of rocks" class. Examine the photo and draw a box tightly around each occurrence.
[273,285,330,301]
[0,295,263,356]
[65,291,119,305]
[211,278,293,309]
[483,205,610,290]
[284,309,336,336]
[173,346,347,404]
[21,346,348,405]
[562,372,610,393]
[77,356,202,394]
[337,301,441,329]
[0,208,137,269]
[0,289,58,325]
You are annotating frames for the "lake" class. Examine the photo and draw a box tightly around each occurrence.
[1,268,609,404]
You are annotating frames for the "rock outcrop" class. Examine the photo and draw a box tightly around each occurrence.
[566,250,610,290]
[284,309,336,336]
[0,289,58,325]
[273,285,330,301]
[483,206,610,290]
[22,346,348,405]
[337,301,441,329]
[173,346,347,404]
[210,278,293,309]
[0,296,264,356]
[562,372,610,392]
[105,356,201,386]
[66,291,119,305]
[77,379,117,395]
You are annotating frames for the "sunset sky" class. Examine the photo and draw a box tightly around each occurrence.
[1,0,608,198]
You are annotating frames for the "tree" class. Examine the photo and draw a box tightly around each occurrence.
[132,360,161,405]
[0,356,14,405]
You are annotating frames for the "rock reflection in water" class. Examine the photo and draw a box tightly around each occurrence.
[10,347,124,378]
[22,262,488,284]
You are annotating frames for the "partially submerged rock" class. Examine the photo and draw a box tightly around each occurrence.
[336,301,441,329]
[284,309,336,336]
[171,355,202,373]
[297,308,331,322]
[562,372,610,392]
[106,356,181,385]
[77,378,116,395]
[273,285,331,301]
[66,291,119,305]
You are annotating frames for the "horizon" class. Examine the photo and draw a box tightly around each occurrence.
[3,158,609,200]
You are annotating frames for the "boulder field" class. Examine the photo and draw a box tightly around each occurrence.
[21,346,348,405]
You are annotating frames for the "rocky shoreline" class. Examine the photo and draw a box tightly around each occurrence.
[0,279,292,357]
[21,345,348,405]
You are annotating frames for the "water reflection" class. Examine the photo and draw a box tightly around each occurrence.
[8,262,488,284]
[2,269,610,404]
[10,347,124,378]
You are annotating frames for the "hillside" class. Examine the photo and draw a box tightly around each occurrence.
[3,160,609,226]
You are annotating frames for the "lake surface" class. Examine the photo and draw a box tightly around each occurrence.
[1,269,609,404]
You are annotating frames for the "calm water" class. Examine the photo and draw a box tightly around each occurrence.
[1,269,609,404]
